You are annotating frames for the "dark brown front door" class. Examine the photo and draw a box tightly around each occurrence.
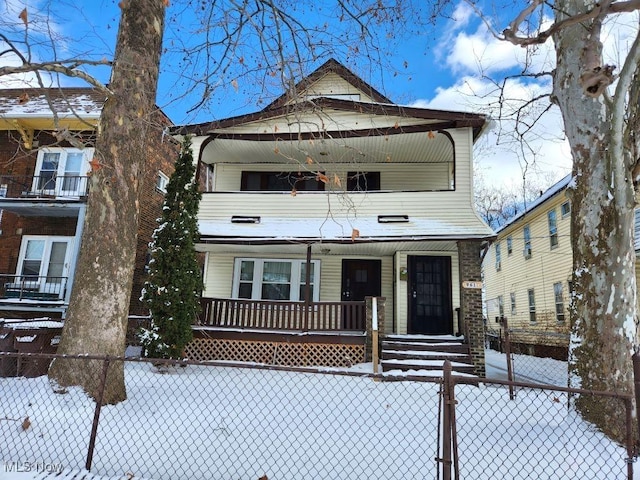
[341,259,381,328]
[408,255,453,334]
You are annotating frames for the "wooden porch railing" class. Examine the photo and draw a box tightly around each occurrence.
[199,297,366,331]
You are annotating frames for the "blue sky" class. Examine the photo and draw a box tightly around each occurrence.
[0,0,584,189]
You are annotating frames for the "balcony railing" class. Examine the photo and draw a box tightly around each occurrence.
[0,175,89,199]
[0,275,68,301]
[199,297,366,331]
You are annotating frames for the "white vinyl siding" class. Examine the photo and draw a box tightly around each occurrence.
[203,252,395,334]
[483,193,572,335]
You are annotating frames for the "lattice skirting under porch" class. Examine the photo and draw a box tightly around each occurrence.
[185,338,365,368]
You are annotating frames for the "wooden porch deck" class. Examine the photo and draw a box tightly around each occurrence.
[190,297,369,367]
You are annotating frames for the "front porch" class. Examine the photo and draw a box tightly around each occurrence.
[187,296,379,367]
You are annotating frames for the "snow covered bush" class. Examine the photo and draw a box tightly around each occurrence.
[139,136,202,359]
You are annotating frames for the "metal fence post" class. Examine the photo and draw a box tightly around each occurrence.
[441,360,452,480]
[625,397,635,480]
[502,316,515,400]
[86,356,111,471]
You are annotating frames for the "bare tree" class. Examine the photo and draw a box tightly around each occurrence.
[471,0,640,441]
[0,0,415,403]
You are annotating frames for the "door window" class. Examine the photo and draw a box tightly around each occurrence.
[33,148,92,196]
[16,237,73,296]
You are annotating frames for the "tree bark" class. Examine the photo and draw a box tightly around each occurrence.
[49,0,166,404]
[553,0,639,442]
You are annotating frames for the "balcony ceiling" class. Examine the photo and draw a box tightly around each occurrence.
[0,200,84,217]
[201,130,454,165]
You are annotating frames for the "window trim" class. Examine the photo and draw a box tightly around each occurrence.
[553,282,565,322]
[232,258,321,302]
[506,236,513,256]
[561,201,571,218]
[510,292,516,316]
[548,209,558,248]
[523,225,532,259]
[495,242,502,271]
[156,171,169,193]
[34,147,92,196]
[528,288,536,323]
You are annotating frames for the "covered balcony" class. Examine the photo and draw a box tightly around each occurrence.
[0,174,89,217]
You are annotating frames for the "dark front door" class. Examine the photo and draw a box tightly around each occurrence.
[341,259,381,328]
[408,255,453,334]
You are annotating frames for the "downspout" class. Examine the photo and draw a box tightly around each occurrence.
[65,203,86,318]
[304,243,312,329]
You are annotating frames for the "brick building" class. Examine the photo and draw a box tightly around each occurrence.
[0,88,179,320]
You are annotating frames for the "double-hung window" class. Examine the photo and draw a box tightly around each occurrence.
[523,225,532,258]
[554,282,565,322]
[548,209,558,248]
[233,258,320,301]
[528,288,536,323]
[495,243,502,271]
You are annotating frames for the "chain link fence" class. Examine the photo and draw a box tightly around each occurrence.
[0,352,635,479]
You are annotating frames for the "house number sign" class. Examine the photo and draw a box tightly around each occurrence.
[462,281,483,289]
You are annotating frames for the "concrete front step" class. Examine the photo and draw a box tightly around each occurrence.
[382,341,470,354]
[381,358,477,375]
[382,349,474,364]
[381,334,475,375]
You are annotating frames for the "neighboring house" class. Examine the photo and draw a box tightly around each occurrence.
[482,175,573,359]
[0,88,178,321]
[173,59,494,373]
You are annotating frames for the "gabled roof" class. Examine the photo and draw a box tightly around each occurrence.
[264,58,393,110]
[172,59,487,140]
[496,174,572,234]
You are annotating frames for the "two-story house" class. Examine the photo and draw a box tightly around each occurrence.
[174,59,494,373]
[0,88,178,322]
[483,175,573,359]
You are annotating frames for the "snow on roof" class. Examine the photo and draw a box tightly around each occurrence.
[0,88,104,118]
[199,215,494,243]
[497,174,572,234]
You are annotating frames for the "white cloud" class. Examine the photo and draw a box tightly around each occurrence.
[411,72,571,190]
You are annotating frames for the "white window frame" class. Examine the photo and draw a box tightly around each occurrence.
[554,282,565,322]
[232,258,321,301]
[33,147,93,196]
[156,171,169,193]
[510,292,516,316]
[548,209,558,248]
[561,201,571,218]
[495,243,502,271]
[14,236,74,296]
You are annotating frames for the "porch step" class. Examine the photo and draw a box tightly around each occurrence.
[381,335,476,375]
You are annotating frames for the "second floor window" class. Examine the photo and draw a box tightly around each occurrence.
[548,209,558,248]
[347,172,381,191]
[528,288,536,323]
[523,225,532,258]
[34,148,92,196]
[507,236,513,255]
[495,243,502,270]
[156,171,169,193]
[498,295,504,317]
[241,171,325,192]
[561,201,571,218]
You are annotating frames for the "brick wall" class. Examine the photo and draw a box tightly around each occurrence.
[457,240,486,377]
[128,110,181,316]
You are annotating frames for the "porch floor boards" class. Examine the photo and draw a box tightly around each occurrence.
[381,335,476,376]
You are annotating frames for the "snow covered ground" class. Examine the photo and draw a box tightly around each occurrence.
[485,348,569,386]
[0,354,632,480]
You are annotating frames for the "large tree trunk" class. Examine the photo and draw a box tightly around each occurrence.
[49,0,165,404]
[553,0,638,443]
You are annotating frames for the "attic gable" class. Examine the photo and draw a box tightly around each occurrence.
[264,58,392,110]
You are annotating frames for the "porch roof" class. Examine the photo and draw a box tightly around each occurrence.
[198,215,495,245]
